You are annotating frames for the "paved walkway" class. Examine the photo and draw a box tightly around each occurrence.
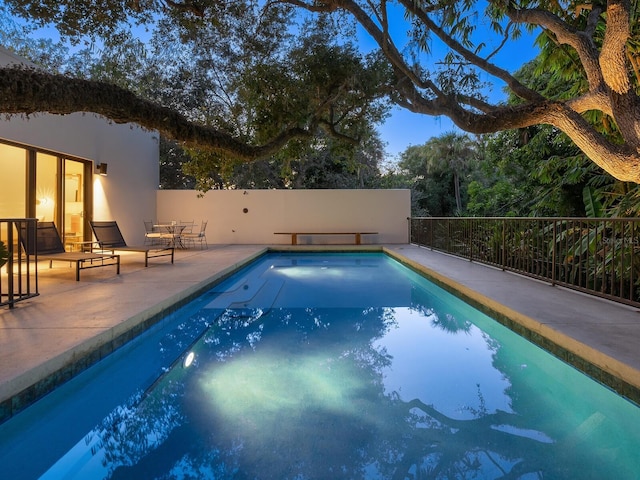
[1,244,639,422]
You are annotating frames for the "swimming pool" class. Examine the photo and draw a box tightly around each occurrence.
[1,252,639,479]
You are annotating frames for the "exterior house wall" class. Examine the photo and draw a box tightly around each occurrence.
[0,46,159,245]
[157,189,410,244]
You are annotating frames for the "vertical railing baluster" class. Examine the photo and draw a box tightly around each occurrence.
[631,220,636,303]
[620,219,625,299]
[607,219,613,295]
[552,219,557,286]
[1,219,39,308]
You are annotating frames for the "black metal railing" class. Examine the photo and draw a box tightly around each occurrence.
[410,217,640,308]
[0,218,39,308]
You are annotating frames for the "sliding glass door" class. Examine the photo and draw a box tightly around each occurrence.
[0,141,92,251]
[63,159,87,249]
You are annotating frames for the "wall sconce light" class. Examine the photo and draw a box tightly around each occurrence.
[95,163,108,176]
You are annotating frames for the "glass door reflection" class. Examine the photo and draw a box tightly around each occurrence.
[64,159,85,251]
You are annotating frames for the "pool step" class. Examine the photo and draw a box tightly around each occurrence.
[203,278,284,311]
[228,279,284,310]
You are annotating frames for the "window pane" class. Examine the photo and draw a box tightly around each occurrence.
[36,152,58,223]
[0,144,26,218]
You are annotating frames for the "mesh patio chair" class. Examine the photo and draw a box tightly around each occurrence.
[19,221,120,281]
[180,220,195,234]
[182,220,208,249]
[143,220,165,246]
[90,220,174,267]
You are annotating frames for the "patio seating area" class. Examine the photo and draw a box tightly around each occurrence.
[1,244,640,424]
[144,220,208,249]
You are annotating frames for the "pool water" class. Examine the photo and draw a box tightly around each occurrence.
[1,252,640,479]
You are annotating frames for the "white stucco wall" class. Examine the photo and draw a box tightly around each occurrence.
[0,47,159,245]
[0,115,159,245]
[157,189,410,244]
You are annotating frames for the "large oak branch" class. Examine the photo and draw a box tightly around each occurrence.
[394,80,640,182]
[0,66,311,161]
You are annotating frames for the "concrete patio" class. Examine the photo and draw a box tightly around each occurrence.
[1,244,639,423]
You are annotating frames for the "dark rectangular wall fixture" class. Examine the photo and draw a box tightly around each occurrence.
[95,163,108,176]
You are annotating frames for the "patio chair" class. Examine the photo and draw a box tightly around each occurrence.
[90,220,174,267]
[143,220,164,246]
[180,220,195,234]
[182,220,208,249]
[19,221,120,281]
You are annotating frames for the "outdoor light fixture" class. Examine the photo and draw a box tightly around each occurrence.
[95,163,108,176]
[183,351,195,368]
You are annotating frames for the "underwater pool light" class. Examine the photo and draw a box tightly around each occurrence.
[183,351,195,368]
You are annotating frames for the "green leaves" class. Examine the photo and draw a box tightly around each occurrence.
[2,0,156,42]
[583,186,604,218]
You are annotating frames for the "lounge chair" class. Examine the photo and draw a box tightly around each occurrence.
[20,221,120,281]
[90,220,174,266]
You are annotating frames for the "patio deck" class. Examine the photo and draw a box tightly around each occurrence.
[1,244,639,422]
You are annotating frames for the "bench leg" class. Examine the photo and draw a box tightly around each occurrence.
[355,233,361,245]
[291,234,298,245]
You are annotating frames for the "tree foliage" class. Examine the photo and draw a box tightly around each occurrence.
[178,128,386,190]
[2,0,640,183]
[466,126,602,216]
[463,56,640,218]
[397,132,480,216]
[0,0,391,174]
[271,0,640,183]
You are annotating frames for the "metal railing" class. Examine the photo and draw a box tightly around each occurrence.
[410,217,640,308]
[0,219,39,308]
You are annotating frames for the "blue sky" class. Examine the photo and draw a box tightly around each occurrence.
[379,108,456,159]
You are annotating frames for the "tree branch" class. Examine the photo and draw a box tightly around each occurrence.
[267,0,336,13]
[599,0,631,94]
[0,66,312,161]
[399,0,544,103]
[505,6,604,90]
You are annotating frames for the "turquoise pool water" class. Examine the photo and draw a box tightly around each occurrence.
[1,252,639,479]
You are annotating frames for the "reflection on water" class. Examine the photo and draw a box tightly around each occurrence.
[6,253,640,479]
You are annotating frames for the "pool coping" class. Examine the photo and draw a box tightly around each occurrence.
[2,244,639,425]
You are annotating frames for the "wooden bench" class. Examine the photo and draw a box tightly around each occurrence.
[274,232,378,245]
